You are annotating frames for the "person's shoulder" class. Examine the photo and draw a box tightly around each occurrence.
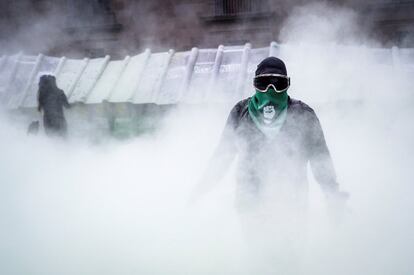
[230,98,250,114]
[234,98,250,108]
[289,97,316,115]
[226,98,251,126]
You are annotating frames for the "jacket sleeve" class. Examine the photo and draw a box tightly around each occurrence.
[307,110,339,194]
[60,90,70,108]
[37,89,43,112]
[209,104,239,172]
[195,104,240,194]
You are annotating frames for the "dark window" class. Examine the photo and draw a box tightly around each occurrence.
[214,0,268,16]
[64,0,118,29]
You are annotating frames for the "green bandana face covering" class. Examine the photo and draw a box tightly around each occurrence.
[248,87,288,136]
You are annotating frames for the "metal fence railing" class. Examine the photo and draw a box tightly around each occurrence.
[0,42,413,110]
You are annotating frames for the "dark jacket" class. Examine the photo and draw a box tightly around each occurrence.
[210,97,338,209]
[38,87,69,117]
[37,76,70,136]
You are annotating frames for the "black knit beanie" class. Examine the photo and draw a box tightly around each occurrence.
[255,57,287,76]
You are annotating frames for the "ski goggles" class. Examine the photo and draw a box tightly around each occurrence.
[254,73,290,93]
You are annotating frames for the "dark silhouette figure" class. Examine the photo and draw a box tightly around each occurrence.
[37,75,70,137]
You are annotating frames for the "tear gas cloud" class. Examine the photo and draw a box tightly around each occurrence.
[1,2,414,275]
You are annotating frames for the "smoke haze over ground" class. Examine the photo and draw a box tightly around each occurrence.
[1,2,414,275]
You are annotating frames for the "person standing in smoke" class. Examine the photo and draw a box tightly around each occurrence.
[37,75,70,137]
[193,57,348,271]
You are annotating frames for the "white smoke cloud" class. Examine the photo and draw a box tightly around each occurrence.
[279,2,370,45]
[1,2,414,275]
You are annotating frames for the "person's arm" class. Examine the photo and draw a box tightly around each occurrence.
[37,89,43,112]
[60,90,70,109]
[307,109,339,194]
[307,109,349,221]
[190,105,240,201]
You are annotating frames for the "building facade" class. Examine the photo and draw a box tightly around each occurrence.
[0,0,413,58]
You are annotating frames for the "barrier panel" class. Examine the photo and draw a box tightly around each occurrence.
[0,42,413,109]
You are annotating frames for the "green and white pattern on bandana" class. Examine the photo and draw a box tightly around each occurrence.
[248,88,288,138]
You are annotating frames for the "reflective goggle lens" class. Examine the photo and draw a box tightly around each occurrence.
[254,75,290,92]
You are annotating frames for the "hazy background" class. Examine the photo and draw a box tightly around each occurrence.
[1,1,414,275]
[1,0,412,58]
